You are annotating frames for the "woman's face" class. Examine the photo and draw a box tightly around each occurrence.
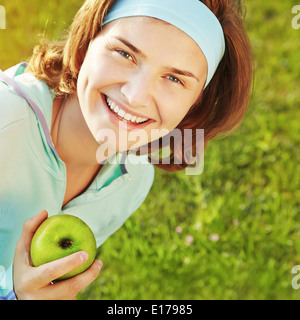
[77,17,207,154]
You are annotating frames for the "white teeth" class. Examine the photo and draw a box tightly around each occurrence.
[124,113,132,121]
[118,109,126,118]
[106,97,149,124]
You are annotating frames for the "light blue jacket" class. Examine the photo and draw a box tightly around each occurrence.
[0,64,154,299]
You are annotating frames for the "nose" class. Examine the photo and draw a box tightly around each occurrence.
[120,70,155,109]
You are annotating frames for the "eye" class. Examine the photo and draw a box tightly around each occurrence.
[117,50,133,61]
[166,75,183,85]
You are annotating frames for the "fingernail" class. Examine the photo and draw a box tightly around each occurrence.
[96,260,103,271]
[79,251,89,262]
[37,210,48,219]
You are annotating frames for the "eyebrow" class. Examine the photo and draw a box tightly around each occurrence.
[167,67,200,83]
[115,36,200,82]
[115,36,146,58]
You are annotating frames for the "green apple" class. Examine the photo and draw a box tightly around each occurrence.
[30,214,97,281]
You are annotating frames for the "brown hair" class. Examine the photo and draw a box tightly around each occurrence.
[26,0,254,172]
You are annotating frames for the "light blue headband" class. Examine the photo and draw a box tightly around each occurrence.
[103,0,226,88]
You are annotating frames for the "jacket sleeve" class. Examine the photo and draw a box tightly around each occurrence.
[0,264,17,300]
[0,69,27,301]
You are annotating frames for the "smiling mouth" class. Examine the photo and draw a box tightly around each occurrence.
[104,96,150,125]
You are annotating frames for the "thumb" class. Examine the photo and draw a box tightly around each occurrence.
[14,210,48,265]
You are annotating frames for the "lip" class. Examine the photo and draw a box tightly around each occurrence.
[101,94,155,131]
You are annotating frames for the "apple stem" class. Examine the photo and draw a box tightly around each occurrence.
[59,239,73,248]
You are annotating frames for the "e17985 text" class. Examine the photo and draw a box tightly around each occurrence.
[151,304,192,315]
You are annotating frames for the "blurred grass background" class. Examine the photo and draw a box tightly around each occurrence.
[1,0,300,300]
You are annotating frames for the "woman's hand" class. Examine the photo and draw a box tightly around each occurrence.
[13,210,103,300]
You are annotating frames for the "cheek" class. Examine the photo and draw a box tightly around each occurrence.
[78,46,113,90]
[165,88,203,129]
[77,61,87,99]
[159,100,193,130]
[77,57,113,110]
[157,83,201,128]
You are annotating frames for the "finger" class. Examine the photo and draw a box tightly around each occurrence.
[30,251,90,288]
[43,259,103,300]
[20,210,48,251]
[14,210,48,266]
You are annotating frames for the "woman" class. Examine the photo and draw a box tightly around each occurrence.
[0,0,253,299]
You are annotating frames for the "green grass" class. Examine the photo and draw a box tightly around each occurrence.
[1,0,299,300]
